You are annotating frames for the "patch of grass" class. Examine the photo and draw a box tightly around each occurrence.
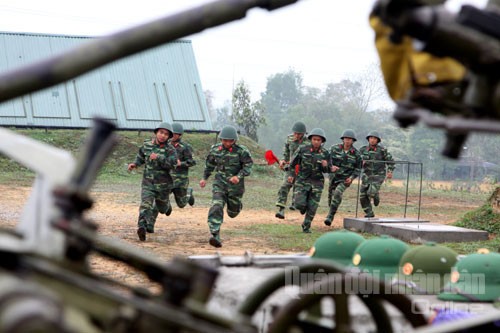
[227,223,330,252]
[454,204,500,234]
[441,237,500,255]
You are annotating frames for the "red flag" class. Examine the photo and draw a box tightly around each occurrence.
[264,150,280,165]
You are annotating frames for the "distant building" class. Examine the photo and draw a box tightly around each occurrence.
[0,31,212,131]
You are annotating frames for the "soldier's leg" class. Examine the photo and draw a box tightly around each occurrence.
[173,187,188,208]
[293,183,309,216]
[327,174,335,207]
[360,182,374,218]
[275,174,293,218]
[302,185,322,233]
[149,204,159,233]
[152,184,171,232]
[187,187,195,206]
[371,179,383,207]
[325,182,346,226]
[137,185,155,241]
[208,188,226,248]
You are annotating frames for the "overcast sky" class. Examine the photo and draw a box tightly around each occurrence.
[0,0,488,108]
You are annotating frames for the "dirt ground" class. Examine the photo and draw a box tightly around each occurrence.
[0,184,482,288]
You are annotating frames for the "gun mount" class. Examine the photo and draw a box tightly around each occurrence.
[372,0,500,158]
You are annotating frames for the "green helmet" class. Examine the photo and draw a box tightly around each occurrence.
[395,242,458,294]
[172,122,184,135]
[310,230,365,267]
[292,121,307,134]
[340,129,357,142]
[366,130,381,143]
[307,128,326,142]
[219,125,238,140]
[350,235,410,280]
[439,252,500,302]
[154,122,173,138]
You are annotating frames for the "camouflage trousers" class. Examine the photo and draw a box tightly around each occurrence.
[360,175,385,215]
[137,181,171,230]
[171,176,190,208]
[275,172,295,207]
[208,183,244,234]
[293,181,324,229]
[328,180,350,212]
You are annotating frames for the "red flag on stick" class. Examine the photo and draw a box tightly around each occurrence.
[264,150,280,165]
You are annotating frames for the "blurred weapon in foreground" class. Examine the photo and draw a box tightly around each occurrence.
[371,0,500,158]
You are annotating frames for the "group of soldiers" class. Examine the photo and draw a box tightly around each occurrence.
[129,122,253,247]
[128,122,196,242]
[128,120,396,245]
[275,121,395,233]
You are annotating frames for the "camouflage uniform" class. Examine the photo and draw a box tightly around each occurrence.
[359,142,395,217]
[203,142,253,237]
[170,139,196,207]
[133,139,178,232]
[275,134,306,210]
[327,143,362,219]
[289,142,331,233]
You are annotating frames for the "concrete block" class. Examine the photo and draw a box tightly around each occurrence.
[344,217,429,233]
[370,223,489,243]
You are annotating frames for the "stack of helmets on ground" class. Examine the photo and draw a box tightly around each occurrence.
[349,235,410,282]
[392,242,458,294]
[310,230,366,267]
[438,248,500,302]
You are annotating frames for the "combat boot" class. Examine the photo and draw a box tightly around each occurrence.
[373,195,380,207]
[187,187,195,206]
[146,225,154,233]
[275,207,285,219]
[324,208,336,226]
[209,232,222,248]
[137,227,146,241]
[165,202,172,216]
[289,205,296,211]
[364,212,375,218]
[302,217,312,233]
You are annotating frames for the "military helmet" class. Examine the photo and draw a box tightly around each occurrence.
[439,252,500,302]
[172,122,184,135]
[350,235,410,280]
[310,230,365,267]
[292,121,307,134]
[395,242,458,294]
[219,125,238,140]
[340,129,357,142]
[154,122,173,139]
[307,128,326,142]
[366,130,381,143]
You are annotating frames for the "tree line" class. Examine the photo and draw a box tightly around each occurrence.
[205,68,500,182]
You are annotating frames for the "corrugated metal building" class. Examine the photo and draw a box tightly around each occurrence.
[0,31,213,131]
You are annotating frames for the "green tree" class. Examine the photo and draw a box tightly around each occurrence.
[232,80,265,142]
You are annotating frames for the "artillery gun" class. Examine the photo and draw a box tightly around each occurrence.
[0,0,499,332]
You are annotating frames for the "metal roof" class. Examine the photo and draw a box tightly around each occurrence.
[0,31,212,131]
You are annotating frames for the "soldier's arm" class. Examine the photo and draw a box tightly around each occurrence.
[133,146,146,167]
[282,139,290,162]
[288,149,301,178]
[385,149,396,173]
[202,148,217,180]
[157,145,178,170]
[350,151,363,180]
[320,150,331,173]
[181,144,196,168]
[237,148,253,179]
